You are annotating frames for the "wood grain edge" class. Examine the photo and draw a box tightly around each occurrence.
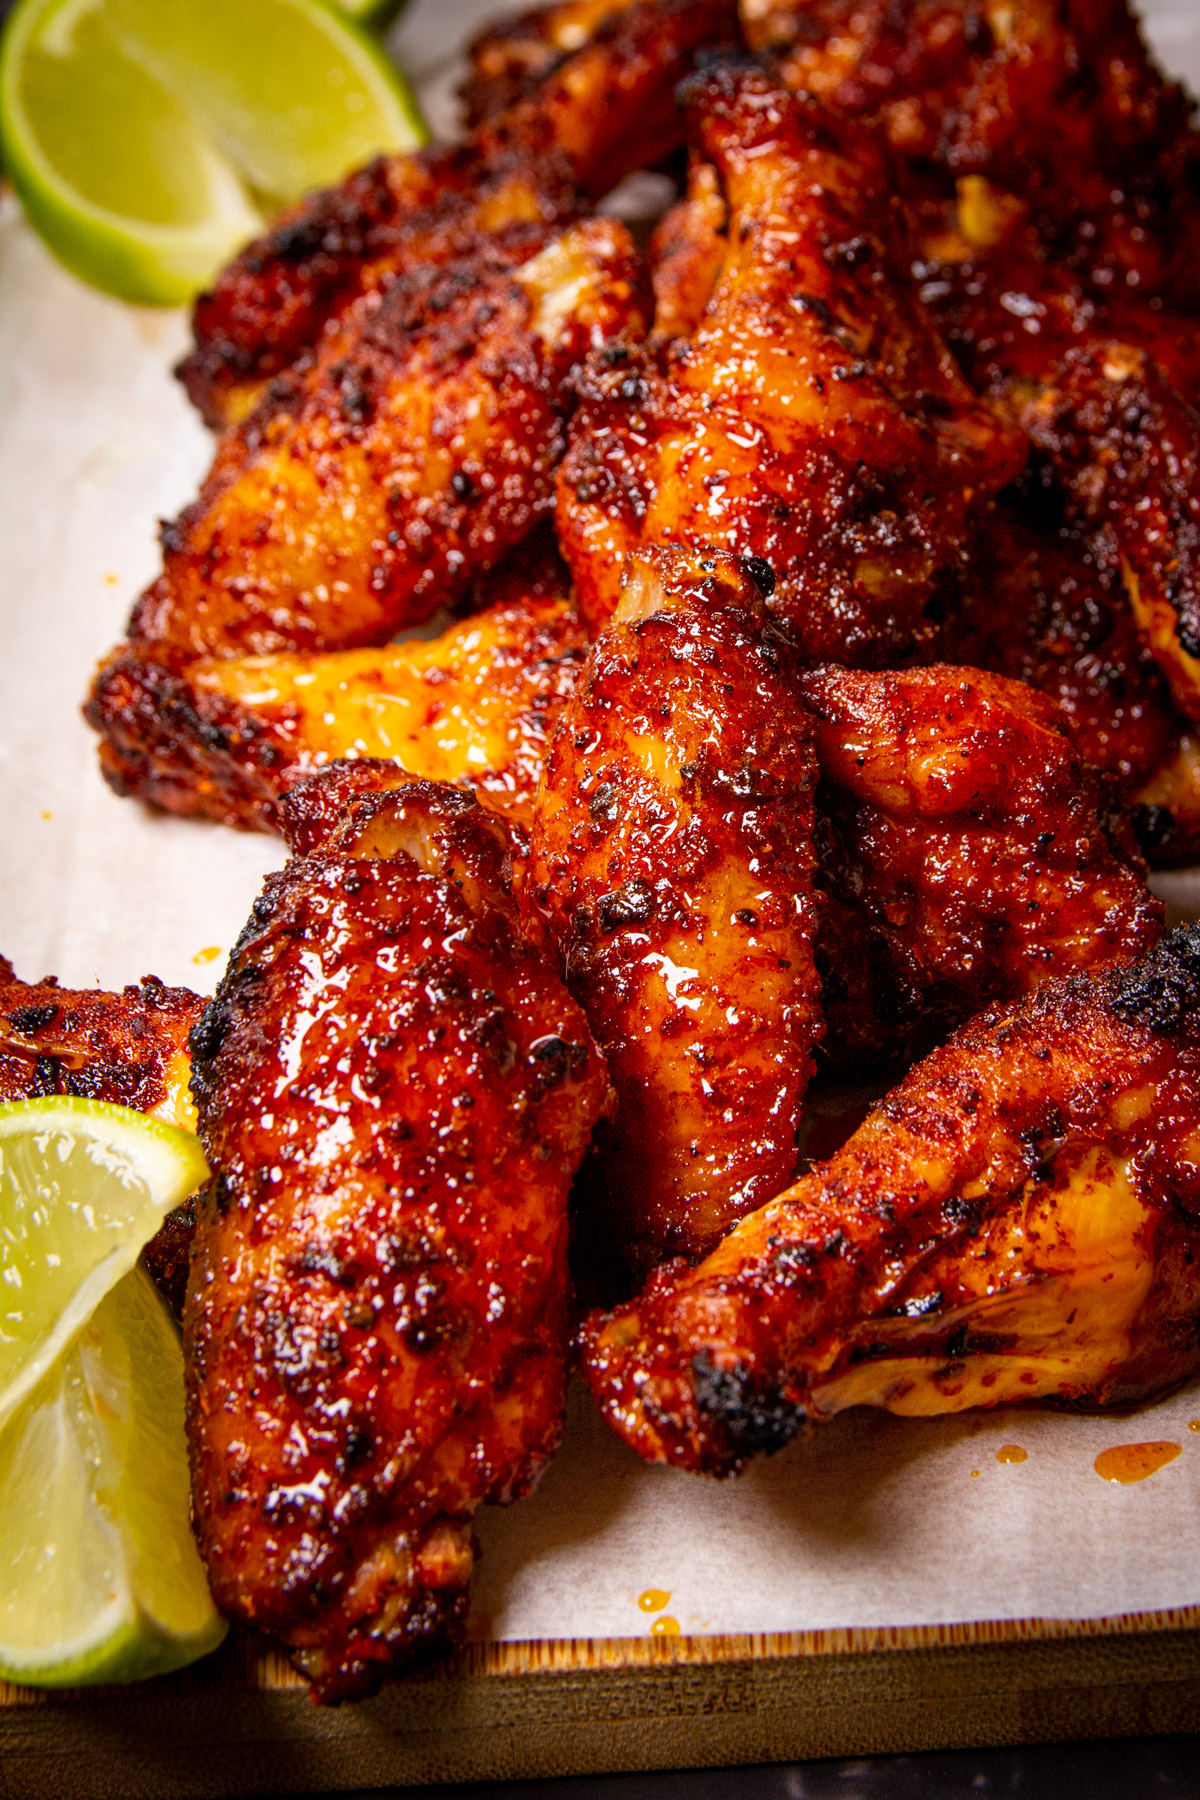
[2,1610,1200,1797]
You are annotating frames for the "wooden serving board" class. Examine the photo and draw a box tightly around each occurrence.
[4,1610,1200,1797]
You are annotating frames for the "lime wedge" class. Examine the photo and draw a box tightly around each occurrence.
[335,0,408,25]
[0,0,426,304]
[0,1098,209,1432]
[0,1264,226,1686]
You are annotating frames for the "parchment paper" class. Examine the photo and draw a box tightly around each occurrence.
[3,0,1200,1650]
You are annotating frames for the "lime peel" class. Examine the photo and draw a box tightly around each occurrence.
[0,1265,227,1686]
[0,0,426,304]
[0,1097,209,1432]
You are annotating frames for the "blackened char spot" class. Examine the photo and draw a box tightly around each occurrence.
[598,878,654,932]
[1109,922,1200,1036]
[690,1349,806,1457]
[6,1004,59,1035]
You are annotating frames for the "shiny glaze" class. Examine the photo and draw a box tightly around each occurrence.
[128,221,646,662]
[528,548,822,1273]
[185,766,611,1700]
[87,591,587,835]
[557,64,1025,662]
[804,662,1163,1069]
[581,926,1200,1475]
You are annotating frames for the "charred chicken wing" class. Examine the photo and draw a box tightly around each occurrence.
[125,220,646,663]
[185,765,610,1700]
[807,663,1163,1069]
[527,547,822,1273]
[582,924,1200,1475]
[557,64,1025,661]
[87,589,587,835]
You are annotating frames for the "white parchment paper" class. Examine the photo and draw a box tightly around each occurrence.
[2,0,1200,1648]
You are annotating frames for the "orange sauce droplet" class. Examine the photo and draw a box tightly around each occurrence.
[970,1469,981,1478]
[40,811,52,822]
[995,1444,1027,1464]
[638,1589,670,1613]
[1094,1441,1181,1484]
[192,946,223,965]
[651,1616,680,1636]
[1189,1421,1200,1434]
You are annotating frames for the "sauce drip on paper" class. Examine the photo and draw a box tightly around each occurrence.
[638,1589,670,1613]
[995,1444,1027,1464]
[651,1616,680,1636]
[1094,1441,1181,1484]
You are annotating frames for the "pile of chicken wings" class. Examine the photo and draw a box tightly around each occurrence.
[8,0,1200,1702]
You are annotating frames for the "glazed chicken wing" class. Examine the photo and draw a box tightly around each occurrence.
[934,504,1200,865]
[807,663,1163,1069]
[126,220,646,663]
[582,924,1200,1475]
[185,765,610,1701]
[0,962,204,1314]
[557,63,1025,661]
[87,588,586,835]
[183,0,736,428]
[527,547,822,1274]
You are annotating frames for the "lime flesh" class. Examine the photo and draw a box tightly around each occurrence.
[0,0,426,303]
[0,1265,226,1686]
[0,1098,209,1432]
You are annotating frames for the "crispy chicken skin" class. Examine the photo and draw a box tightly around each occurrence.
[746,0,1200,309]
[86,591,587,835]
[0,961,204,1314]
[557,64,1025,660]
[182,0,736,427]
[527,548,822,1272]
[185,765,611,1701]
[128,221,646,662]
[933,504,1200,865]
[806,664,1163,1070]
[581,924,1200,1476]
[0,959,200,1128]
[461,0,644,125]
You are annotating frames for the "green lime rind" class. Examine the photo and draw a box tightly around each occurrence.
[0,1267,227,1689]
[335,0,410,26]
[0,1097,209,1431]
[0,0,426,305]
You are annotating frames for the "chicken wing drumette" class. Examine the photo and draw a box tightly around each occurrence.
[807,663,1163,1069]
[557,63,1025,662]
[185,765,611,1700]
[527,546,822,1274]
[582,924,1200,1475]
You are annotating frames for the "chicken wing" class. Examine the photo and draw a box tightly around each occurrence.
[807,663,1164,1070]
[126,219,646,663]
[185,765,611,1700]
[557,63,1025,661]
[183,0,737,428]
[86,588,586,835]
[526,546,822,1274]
[933,504,1200,865]
[581,924,1200,1475]
[0,962,204,1314]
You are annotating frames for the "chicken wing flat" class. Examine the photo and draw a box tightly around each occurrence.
[0,962,204,1314]
[934,504,1200,865]
[527,547,822,1274]
[0,960,200,1127]
[808,662,1163,1070]
[126,220,646,663]
[557,64,1025,661]
[182,0,736,428]
[185,765,611,1700]
[581,924,1200,1475]
[87,590,586,835]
